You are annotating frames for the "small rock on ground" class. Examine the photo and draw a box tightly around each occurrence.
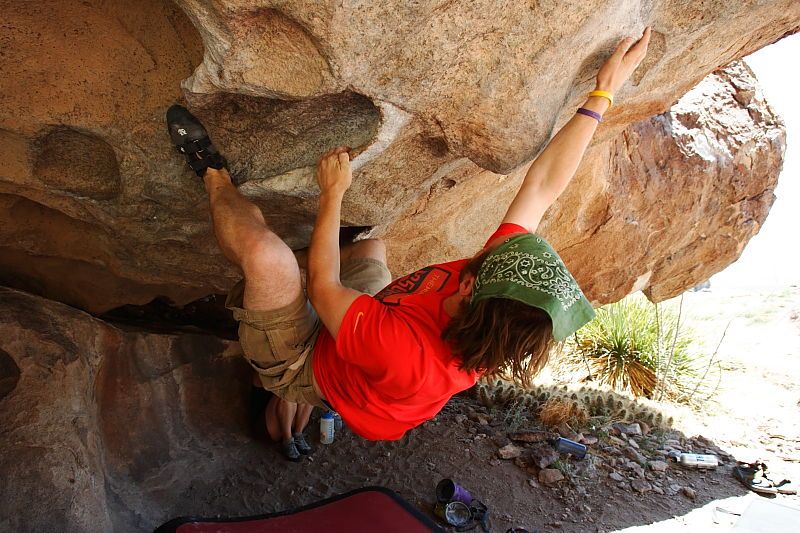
[539,468,566,485]
[530,443,560,469]
[648,460,668,472]
[631,479,653,493]
[498,443,524,459]
[608,436,627,447]
[623,446,648,464]
[628,462,646,478]
[612,423,642,436]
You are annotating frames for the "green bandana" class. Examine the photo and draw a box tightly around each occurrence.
[471,234,595,341]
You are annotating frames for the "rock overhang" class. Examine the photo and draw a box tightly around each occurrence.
[0,0,796,313]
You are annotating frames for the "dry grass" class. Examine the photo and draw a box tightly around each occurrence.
[538,397,588,428]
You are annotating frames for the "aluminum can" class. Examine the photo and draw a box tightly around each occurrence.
[435,478,473,505]
[552,437,587,459]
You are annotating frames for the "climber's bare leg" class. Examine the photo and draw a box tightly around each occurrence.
[265,395,281,442]
[276,397,298,444]
[293,403,314,433]
[340,238,387,264]
[294,238,387,270]
[264,396,300,444]
[204,168,302,310]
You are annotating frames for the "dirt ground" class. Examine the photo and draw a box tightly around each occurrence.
[677,286,800,487]
[158,393,744,533]
[147,286,799,532]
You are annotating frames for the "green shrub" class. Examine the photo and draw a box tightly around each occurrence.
[566,294,702,401]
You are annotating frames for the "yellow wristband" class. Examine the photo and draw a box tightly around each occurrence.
[588,90,614,107]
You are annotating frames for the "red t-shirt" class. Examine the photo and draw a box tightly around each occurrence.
[312,223,528,440]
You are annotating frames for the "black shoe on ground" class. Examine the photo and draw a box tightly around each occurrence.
[166,104,228,177]
[293,432,313,455]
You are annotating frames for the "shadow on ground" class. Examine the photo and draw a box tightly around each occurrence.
[0,286,755,532]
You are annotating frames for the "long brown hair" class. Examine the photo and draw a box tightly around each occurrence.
[442,249,555,386]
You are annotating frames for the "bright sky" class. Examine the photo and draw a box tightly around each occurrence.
[711,33,800,290]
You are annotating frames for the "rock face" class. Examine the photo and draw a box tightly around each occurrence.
[385,61,785,303]
[0,0,796,312]
[0,286,248,532]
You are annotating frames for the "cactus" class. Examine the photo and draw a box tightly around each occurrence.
[478,385,493,408]
[492,384,508,404]
[472,379,673,430]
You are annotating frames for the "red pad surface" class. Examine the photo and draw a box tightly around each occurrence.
[158,487,441,533]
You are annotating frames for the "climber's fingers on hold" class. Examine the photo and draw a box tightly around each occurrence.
[318,146,351,167]
[625,27,651,66]
[612,36,636,65]
[318,149,335,167]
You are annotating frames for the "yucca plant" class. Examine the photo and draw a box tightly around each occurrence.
[567,295,699,401]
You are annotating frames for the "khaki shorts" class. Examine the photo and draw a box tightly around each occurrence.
[225,258,392,407]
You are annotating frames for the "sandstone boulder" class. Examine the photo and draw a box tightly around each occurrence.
[0,286,248,532]
[178,0,796,173]
[0,0,795,312]
[385,62,785,304]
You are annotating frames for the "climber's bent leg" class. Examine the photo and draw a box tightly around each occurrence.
[205,168,302,311]
[339,238,392,296]
[219,185,324,410]
[340,238,387,265]
[166,104,323,426]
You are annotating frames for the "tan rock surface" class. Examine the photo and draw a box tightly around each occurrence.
[0,0,795,312]
[385,62,785,304]
[178,0,798,172]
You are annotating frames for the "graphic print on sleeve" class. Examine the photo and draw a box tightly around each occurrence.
[373,266,452,305]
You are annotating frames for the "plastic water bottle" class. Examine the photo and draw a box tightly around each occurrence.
[320,411,335,444]
[678,453,718,469]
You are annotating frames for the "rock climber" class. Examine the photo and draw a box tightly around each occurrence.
[166,28,651,447]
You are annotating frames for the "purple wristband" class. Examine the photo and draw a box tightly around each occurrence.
[577,107,602,122]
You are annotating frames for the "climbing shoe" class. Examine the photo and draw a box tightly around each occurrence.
[293,432,313,455]
[166,104,228,177]
[282,438,302,462]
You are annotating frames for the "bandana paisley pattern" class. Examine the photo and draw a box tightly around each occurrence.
[474,237,583,311]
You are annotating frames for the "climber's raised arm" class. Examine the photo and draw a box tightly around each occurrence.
[307,147,363,338]
[501,27,651,233]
